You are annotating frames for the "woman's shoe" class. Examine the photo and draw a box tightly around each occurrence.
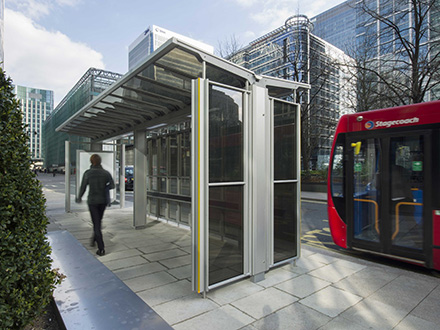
[96,249,105,256]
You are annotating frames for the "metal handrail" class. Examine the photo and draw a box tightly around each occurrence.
[354,198,380,234]
[393,201,423,240]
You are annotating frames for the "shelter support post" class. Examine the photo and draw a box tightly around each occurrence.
[65,141,71,212]
[133,129,147,228]
[251,85,270,282]
[120,143,125,208]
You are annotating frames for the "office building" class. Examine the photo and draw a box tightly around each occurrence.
[14,85,54,166]
[312,0,440,105]
[231,15,354,169]
[311,0,356,55]
[128,25,214,70]
[42,68,122,171]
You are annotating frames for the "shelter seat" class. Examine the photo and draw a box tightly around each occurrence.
[47,230,172,330]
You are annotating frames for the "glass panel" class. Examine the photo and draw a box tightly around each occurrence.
[170,135,178,176]
[274,183,297,263]
[148,197,157,216]
[169,202,177,220]
[331,136,345,198]
[181,178,191,196]
[180,203,191,225]
[159,177,167,193]
[159,200,167,217]
[170,178,178,194]
[209,186,244,286]
[160,137,168,176]
[152,139,158,175]
[390,136,423,250]
[353,139,380,242]
[274,101,296,180]
[209,85,243,183]
[181,131,191,177]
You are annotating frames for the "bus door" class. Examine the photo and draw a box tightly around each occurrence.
[348,132,430,263]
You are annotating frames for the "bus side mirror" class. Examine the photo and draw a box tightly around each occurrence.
[351,142,361,155]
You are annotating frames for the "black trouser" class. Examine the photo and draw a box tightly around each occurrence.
[89,204,107,251]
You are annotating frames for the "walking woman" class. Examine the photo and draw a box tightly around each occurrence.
[77,154,115,256]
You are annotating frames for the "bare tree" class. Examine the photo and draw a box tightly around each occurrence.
[354,0,440,107]
[216,34,243,60]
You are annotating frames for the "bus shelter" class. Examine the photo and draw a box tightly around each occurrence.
[57,38,310,294]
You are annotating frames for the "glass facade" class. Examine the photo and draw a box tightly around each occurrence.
[146,121,192,225]
[311,0,357,55]
[42,68,122,170]
[231,15,353,169]
[354,0,440,104]
[14,85,54,164]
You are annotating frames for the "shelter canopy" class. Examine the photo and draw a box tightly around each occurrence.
[57,38,309,141]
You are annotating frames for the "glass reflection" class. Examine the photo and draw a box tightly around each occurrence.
[209,85,243,183]
[209,186,244,285]
[274,183,297,263]
[274,101,296,180]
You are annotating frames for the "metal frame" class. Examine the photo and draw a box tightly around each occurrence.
[269,97,301,268]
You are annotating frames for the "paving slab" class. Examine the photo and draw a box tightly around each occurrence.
[275,274,331,298]
[300,286,362,318]
[254,268,299,288]
[332,266,399,298]
[341,297,409,330]
[367,274,437,312]
[113,262,167,281]
[104,255,149,271]
[231,287,298,319]
[137,280,192,307]
[207,280,264,306]
[173,305,254,330]
[251,302,331,330]
[167,264,192,280]
[308,262,361,283]
[125,270,177,292]
[318,316,370,330]
[153,293,219,325]
[394,315,439,330]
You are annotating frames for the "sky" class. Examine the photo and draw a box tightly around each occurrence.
[4,0,346,106]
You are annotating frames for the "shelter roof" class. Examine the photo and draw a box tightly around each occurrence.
[57,38,309,142]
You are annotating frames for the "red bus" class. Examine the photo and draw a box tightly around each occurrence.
[328,100,440,270]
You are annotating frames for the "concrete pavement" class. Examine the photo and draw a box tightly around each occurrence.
[42,174,440,330]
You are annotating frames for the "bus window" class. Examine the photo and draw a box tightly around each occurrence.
[390,136,424,250]
[353,138,380,242]
[331,136,344,198]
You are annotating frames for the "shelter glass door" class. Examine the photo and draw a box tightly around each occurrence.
[272,99,299,264]
[208,84,246,286]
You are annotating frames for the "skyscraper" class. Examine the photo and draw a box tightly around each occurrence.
[128,25,214,70]
[231,15,354,169]
[14,85,54,165]
[311,0,356,55]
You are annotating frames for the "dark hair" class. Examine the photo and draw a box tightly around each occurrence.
[90,154,102,166]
